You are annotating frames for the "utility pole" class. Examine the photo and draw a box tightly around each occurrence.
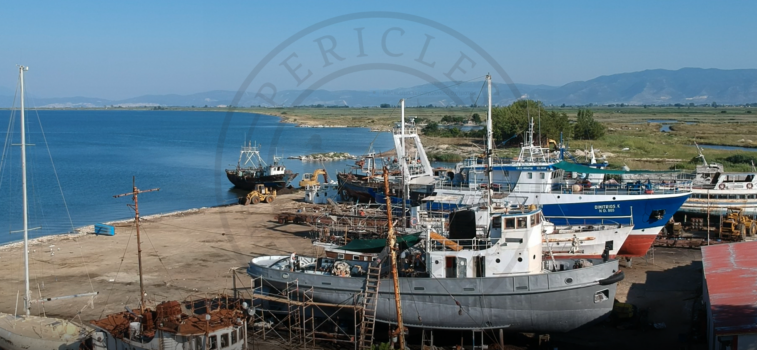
[114,177,159,315]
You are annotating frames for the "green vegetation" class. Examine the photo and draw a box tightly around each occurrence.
[492,100,571,144]
[426,152,465,162]
[573,109,606,140]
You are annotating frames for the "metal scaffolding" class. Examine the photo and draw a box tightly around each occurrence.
[234,270,370,350]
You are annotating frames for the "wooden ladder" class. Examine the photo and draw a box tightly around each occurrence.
[359,264,382,350]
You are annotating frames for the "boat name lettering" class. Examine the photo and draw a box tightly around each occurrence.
[594,204,620,213]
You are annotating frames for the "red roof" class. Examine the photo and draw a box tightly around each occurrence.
[702,241,757,335]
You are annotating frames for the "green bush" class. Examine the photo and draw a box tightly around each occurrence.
[573,109,606,140]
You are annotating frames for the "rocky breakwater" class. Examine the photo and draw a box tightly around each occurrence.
[288,152,357,161]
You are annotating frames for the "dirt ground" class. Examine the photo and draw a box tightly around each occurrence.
[0,193,319,322]
[0,193,708,349]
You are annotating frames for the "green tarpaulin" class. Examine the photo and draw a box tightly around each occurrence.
[553,161,679,175]
[336,233,421,253]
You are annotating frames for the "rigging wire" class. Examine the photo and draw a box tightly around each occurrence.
[138,224,174,285]
[98,222,135,319]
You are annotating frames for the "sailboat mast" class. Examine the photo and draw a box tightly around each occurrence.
[19,65,31,316]
[114,177,159,315]
[486,74,493,209]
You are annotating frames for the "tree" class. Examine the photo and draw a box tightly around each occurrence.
[380,103,391,108]
[422,121,439,134]
[573,109,605,140]
[491,100,570,145]
[711,102,718,108]
[471,113,482,124]
[441,115,453,123]
[452,116,466,124]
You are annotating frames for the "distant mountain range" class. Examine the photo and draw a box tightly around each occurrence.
[1,68,756,108]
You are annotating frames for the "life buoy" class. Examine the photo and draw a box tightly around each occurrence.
[411,217,418,226]
[748,183,754,190]
[719,183,726,190]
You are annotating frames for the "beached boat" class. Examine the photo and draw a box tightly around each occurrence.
[225,141,297,190]
[677,143,757,216]
[90,300,247,350]
[543,220,633,259]
[249,205,623,331]
[0,66,94,350]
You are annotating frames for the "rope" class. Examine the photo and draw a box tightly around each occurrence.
[139,225,174,284]
[98,221,135,319]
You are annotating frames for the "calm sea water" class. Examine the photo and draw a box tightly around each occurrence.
[0,110,394,245]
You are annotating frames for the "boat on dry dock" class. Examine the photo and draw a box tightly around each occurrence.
[677,143,757,216]
[225,141,297,191]
[248,204,623,331]
[90,300,247,350]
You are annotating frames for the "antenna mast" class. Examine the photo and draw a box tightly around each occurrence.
[114,177,159,314]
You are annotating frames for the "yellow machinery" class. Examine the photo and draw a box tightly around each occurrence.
[720,207,757,240]
[299,169,328,188]
[240,184,276,205]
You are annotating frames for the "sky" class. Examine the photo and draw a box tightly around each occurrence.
[1,1,755,100]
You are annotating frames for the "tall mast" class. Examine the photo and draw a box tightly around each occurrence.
[19,65,30,316]
[114,177,159,314]
[382,166,405,349]
[486,74,493,210]
[400,98,407,229]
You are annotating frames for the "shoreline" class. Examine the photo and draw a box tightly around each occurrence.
[0,205,228,251]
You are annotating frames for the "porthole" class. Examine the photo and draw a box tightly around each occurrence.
[612,197,616,200]
[533,255,536,259]
[282,273,289,278]
[435,260,439,265]
[496,258,501,263]
[565,278,573,284]
[517,257,523,262]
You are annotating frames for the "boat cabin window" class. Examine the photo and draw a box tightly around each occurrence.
[238,328,244,344]
[221,333,229,348]
[540,173,545,179]
[231,328,238,344]
[517,216,527,229]
[504,218,515,229]
[209,335,218,349]
[530,214,536,226]
[528,172,533,179]
[338,253,345,259]
[491,216,501,229]
[353,255,361,260]
[196,337,203,350]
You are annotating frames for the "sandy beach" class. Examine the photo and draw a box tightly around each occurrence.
[0,193,319,321]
